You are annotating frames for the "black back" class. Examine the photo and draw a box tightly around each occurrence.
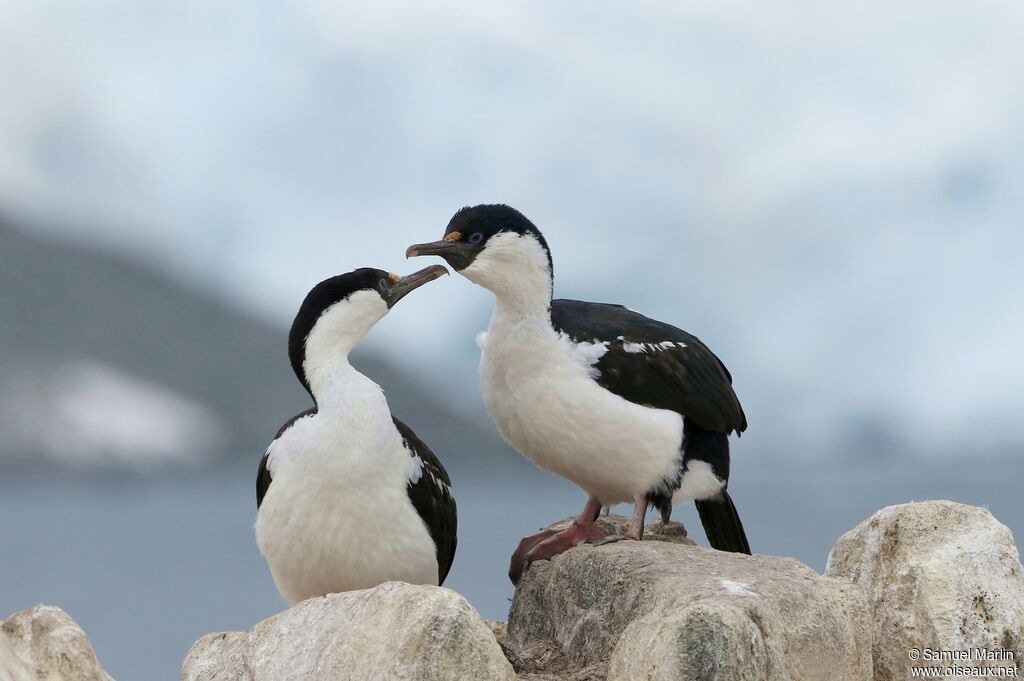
[256,453,272,509]
[551,299,746,435]
[394,417,458,585]
[553,299,749,547]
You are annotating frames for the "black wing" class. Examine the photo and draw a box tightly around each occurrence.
[256,408,316,510]
[393,417,458,585]
[551,299,746,435]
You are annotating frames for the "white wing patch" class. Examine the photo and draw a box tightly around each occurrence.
[564,336,610,379]
[426,464,452,496]
[408,455,424,484]
[620,339,688,354]
[407,452,452,496]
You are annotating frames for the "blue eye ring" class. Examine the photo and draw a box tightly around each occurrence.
[468,232,484,244]
[377,278,389,292]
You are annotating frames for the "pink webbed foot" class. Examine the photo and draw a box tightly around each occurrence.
[508,527,560,584]
[508,522,606,585]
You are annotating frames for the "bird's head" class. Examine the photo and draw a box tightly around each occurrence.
[406,205,553,303]
[289,265,448,396]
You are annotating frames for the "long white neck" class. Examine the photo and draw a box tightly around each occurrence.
[461,231,554,325]
[492,276,553,326]
[308,357,389,424]
[300,291,391,423]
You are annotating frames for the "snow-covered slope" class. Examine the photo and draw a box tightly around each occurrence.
[0,1,1021,463]
[0,219,503,471]
[0,358,224,468]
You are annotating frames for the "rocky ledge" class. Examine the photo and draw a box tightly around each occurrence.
[827,500,1024,681]
[4,500,1020,681]
[182,581,516,681]
[180,501,1024,680]
[504,518,871,680]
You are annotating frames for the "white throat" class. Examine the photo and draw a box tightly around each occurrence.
[302,291,389,411]
[460,232,553,319]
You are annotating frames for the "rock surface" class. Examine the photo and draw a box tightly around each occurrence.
[827,500,1024,680]
[181,581,515,681]
[549,515,697,548]
[0,605,114,681]
[181,502,1024,680]
[505,516,872,681]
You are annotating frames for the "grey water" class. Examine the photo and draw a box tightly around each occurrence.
[2,457,1021,681]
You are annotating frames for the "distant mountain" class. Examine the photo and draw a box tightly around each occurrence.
[0,214,505,472]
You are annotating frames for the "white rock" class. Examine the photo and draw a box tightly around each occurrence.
[827,500,1024,680]
[0,605,114,681]
[506,516,872,681]
[181,582,515,681]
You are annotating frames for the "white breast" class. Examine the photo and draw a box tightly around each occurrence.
[478,319,684,506]
[254,380,438,604]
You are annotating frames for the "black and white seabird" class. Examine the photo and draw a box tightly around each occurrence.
[407,205,750,584]
[254,265,457,603]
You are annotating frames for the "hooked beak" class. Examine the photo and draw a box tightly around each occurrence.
[405,240,482,271]
[383,265,449,308]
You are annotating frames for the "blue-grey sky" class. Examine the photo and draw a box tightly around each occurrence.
[2,0,1022,461]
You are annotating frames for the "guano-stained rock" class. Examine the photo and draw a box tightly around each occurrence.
[506,516,872,681]
[826,500,1024,680]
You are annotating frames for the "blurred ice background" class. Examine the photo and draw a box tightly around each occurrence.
[1,1,1022,678]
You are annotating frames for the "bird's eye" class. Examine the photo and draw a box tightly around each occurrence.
[468,232,484,244]
[377,278,389,292]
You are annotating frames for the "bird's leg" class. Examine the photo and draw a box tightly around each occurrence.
[626,496,648,539]
[593,496,649,545]
[508,496,605,585]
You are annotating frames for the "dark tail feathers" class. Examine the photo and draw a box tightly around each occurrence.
[695,489,751,554]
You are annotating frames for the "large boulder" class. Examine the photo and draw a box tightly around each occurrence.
[182,581,515,681]
[0,605,114,681]
[506,516,872,681]
[826,500,1024,680]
